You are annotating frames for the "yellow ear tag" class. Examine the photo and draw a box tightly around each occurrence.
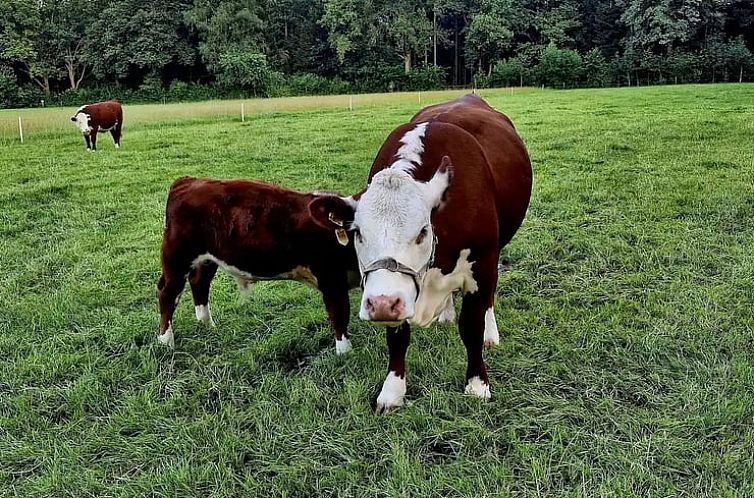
[328,212,344,227]
[335,229,349,246]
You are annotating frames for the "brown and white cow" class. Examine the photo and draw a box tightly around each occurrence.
[70,100,123,151]
[310,94,532,412]
[157,176,359,352]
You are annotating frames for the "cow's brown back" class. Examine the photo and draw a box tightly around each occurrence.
[81,100,122,130]
[410,94,532,246]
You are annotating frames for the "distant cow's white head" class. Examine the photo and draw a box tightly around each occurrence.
[309,156,453,324]
[71,111,91,135]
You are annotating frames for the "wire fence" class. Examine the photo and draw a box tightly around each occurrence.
[0,88,536,144]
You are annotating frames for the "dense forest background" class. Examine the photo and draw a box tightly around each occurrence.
[1,0,753,107]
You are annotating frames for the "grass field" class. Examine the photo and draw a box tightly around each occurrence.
[1,84,753,497]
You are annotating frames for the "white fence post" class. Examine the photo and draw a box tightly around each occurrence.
[241,102,245,122]
[18,116,24,143]
[418,92,422,105]
[349,95,353,111]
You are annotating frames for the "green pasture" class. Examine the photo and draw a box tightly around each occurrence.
[1,85,753,497]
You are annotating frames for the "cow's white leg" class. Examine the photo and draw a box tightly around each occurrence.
[157,321,175,348]
[115,143,120,149]
[376,371,406,413]
[438,295,456,323]
[195,304,215,327]
[483,307,499,348]
[465,375,491,399]
[335,336,352,355]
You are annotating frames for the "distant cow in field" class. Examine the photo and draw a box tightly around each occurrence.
[310,94,532,411]
[157,176,359,352]
[70,100,122,151]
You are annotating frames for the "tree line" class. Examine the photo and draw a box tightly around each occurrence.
[1,0,753,108]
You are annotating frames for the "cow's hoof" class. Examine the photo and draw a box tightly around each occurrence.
[335,337,352,355]
[375,396,404,414]
[375,371,406,414]
[157,327,175,348]
[89,149,96,153]
[115,144,120,149]
[464,376,491,399]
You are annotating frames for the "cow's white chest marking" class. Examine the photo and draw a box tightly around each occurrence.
[410,248,477,327]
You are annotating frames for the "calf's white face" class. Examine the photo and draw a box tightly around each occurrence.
[71,112,92,135]
[353,164,452,323]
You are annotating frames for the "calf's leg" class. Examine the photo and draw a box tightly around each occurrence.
[84,135,91,151]
[318,277,351,354]
[189,261,218,327]
[376,322,411,413]
[157,253,191,348]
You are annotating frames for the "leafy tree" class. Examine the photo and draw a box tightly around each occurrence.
[535,42,582,87]
[491,56,529,86]
[620,0,705,53]
[465,0,517,75]
[216,50,270,93]
[186,0,266,72]
[582,48,611,86]
[726,36,754,82]
[86,0,195,84]
[321,0,431,73]
[534,0,581,47]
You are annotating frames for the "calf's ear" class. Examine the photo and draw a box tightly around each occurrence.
[308,195,357,230]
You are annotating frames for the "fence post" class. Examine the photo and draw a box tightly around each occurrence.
[241,102,245,122]
[349,95,353,111]
[18,116,24,143]
[418,92,422,105]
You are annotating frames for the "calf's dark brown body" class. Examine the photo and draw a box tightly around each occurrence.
[157,176,359,348]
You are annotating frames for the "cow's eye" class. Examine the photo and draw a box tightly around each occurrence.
[416,226,429,245]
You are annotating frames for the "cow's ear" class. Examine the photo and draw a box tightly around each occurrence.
[70,116,77,122]
[308,195,357,231]
[422,156,454,208]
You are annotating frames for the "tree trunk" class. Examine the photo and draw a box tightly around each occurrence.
[454,16,459,86]
[433,9,437,66]
[404,51,412,73]
[740,66,743,83]
[68,64,76,89]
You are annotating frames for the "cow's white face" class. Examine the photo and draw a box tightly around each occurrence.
[71,112,91,135]
[352,163,452,323]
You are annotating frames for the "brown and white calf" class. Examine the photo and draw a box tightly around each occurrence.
[310,94,532,412]
[70,100,123,151]
[157,176,359,351]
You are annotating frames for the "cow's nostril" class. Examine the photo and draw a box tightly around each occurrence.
[390,297,401,312]
[366,298,374,311]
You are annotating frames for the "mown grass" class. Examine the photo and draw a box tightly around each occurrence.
[1,84,753,497]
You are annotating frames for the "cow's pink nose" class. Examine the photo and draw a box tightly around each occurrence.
[365,295,405,321]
